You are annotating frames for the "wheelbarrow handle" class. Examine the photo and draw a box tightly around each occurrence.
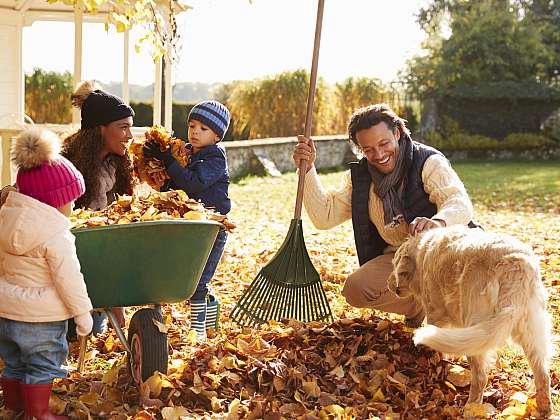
[77,334,88,373]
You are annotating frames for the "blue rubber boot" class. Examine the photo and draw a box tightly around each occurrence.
[206,295,220,332]
[190,300,207,341]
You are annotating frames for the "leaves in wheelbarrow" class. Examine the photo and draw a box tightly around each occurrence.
[71,189,235,231]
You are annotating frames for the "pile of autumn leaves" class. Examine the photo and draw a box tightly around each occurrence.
[46,313,558,419]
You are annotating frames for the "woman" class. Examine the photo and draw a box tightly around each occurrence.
[62,80,135,335]
[63,80,135,210]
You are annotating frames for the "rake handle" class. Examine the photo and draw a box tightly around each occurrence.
[294,0,325,220]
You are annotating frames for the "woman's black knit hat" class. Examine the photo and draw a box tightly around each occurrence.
[81,89,135,129]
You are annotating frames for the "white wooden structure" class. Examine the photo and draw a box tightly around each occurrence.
[0,0,174,185]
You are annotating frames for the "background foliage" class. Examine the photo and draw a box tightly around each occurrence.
[25,68,73,124]
[405,0,560,138]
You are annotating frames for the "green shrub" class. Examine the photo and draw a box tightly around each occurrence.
[501,133,555,149]
[421,130,555,150]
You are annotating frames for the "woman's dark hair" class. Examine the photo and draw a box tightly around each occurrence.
[62,128,133,209]
[347,103,410,145]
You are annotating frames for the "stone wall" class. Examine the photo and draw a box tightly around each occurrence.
[2,127,559,186]
[224,135,357,179]
[224,136,560,179]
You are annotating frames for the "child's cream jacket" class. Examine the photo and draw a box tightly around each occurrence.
[0,191,93,322]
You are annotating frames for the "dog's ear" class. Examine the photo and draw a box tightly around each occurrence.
[395,254,415,284]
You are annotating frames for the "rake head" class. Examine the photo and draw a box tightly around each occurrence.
[230,219,333,326]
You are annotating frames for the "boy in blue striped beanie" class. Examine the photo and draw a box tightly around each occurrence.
[143,100,231,341]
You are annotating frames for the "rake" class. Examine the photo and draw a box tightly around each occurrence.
[231,0,333,327]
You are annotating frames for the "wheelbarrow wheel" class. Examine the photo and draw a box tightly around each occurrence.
[127,308,168,384]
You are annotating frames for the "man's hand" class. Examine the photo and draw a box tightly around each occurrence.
[293,135,316,173]
[409,217,446,236]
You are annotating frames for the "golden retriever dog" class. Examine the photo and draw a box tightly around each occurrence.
[387,226,552,417]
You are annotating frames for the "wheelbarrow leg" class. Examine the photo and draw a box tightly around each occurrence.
[104,309,132,354]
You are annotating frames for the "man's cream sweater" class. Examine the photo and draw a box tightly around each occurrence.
[302,154,474,247]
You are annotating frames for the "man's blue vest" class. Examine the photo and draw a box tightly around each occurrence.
[349,142,442,266]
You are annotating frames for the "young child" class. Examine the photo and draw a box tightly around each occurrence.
[143,100,231,341]
[0,128,93,419]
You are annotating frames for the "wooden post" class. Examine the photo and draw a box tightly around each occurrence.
[72,6,83,125]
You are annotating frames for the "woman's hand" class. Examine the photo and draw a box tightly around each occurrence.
[409,217,446,236]
[293,135,316,173]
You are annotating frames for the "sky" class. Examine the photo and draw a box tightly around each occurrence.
[23,0,428,86]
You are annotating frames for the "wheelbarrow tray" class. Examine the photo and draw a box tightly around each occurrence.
[73,220,221,308]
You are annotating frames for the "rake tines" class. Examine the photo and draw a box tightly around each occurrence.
[230,219,333,326]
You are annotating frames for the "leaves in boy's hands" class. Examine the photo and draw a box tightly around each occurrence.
[129,125,191,191]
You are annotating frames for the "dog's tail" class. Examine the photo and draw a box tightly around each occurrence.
[413,308,515,356]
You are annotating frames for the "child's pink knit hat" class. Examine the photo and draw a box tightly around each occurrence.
[13,128,85,209]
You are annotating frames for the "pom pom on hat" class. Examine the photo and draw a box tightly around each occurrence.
[11,127,61,170]
[13,128,85,209]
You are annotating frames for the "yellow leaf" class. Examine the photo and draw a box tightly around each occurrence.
[294,389,304,404]
[78,392,100,406]
[144,372,163,398]
[302,379,321,398]
[223,355,239,369]
[152,318,169,333]
[463,402,496,418]
[510,391,528,404]
[444,380,457,391]
[210,396,222,412]
[501,404,527,417]
[102,359,124,386]
[227,398,240,420]
[273,375,287,392]
[323,404,345,415]
[48,394,67,415]
[329,365,344,378]
[446,365,471,387]
[183,210,204,220]
[161,406,189,420]
[372,388,385,402]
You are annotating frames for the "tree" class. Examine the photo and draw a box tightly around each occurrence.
[333,77,387,133]
[225,70,334,139]
[48,0,191,61]
[522,0,560,83]
[405,0,557,97]
[25,68,73,124]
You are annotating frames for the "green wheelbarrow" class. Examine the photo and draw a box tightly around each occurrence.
[73,220,222,384]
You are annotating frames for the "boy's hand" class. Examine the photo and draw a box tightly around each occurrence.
[143,143,175,167]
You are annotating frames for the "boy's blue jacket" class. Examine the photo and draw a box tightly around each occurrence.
[165,144,231,214]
